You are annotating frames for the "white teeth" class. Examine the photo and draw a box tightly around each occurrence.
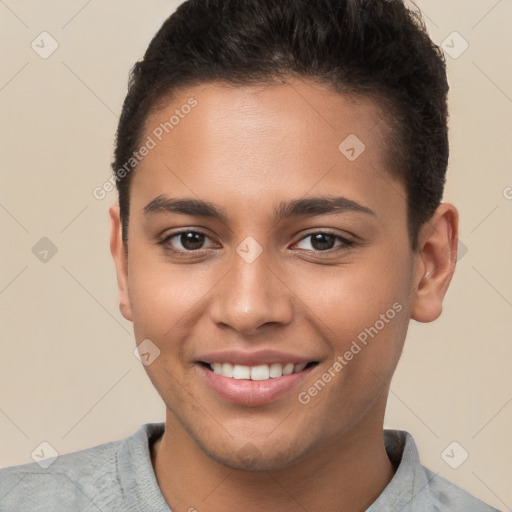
[283,363,294,375]
[293,363,307,373]
[232,364,250,379]
[208,362,312,380]
[269,363,283,378]
[250,364,270,380]
[221,362,234,378]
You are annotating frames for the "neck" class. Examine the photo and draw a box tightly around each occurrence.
[152,405,395,512]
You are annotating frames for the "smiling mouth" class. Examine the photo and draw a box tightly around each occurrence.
[199,361,319,381]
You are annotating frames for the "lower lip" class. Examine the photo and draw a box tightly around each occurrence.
[197,364,316,406]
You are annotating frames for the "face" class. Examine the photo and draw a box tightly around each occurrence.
[110,79,443,471]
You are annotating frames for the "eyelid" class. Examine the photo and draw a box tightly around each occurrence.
[296,228,353,242]
[292,229,354,250]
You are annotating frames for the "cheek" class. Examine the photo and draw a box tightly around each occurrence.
[294,256,407,332]
[289,250,411,381]
[127,251,213,343]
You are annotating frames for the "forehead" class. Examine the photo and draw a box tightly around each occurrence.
[143,78,385,160]
[131,79,403,222]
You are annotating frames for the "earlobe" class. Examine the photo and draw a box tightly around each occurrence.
[109,203,133,322]
[410,203,459,323]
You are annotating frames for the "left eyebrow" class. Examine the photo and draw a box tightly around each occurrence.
[142,194,375,222]
[274,196,376,221]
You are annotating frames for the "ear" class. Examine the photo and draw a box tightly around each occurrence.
[410,202,459,323]
[109,203,133,322]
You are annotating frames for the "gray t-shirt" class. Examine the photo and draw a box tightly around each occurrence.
[0,423,500,511]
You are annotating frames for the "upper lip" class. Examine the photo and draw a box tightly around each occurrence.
[196,349,320,367]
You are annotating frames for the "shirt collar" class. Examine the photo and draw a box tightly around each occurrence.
[117,422,170,511]
[367,429,435,511]
[117,424,431,512]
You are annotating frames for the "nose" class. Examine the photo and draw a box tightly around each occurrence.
[208,249,294,335]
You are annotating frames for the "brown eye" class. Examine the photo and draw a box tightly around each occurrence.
[177,232,206,250]
[160,230,216,252]
[309,233,336,251]
[294,231,354,252]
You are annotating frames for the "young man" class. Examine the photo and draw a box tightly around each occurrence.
[0,0,501,510]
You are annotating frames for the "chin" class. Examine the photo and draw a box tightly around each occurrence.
[203,440,303,472]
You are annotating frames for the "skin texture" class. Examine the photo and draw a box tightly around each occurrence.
[110,79,459,511]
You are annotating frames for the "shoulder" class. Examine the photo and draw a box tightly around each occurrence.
[0,436,124,511]
[420,465,502,512]
[0,423,165,512]
[372,430,501,512]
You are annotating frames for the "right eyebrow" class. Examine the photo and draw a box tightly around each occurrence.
[143,195,228,223]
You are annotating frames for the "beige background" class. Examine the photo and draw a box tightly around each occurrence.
[1,0,511,509]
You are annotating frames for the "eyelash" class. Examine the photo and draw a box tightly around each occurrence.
[157,229,355,256]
